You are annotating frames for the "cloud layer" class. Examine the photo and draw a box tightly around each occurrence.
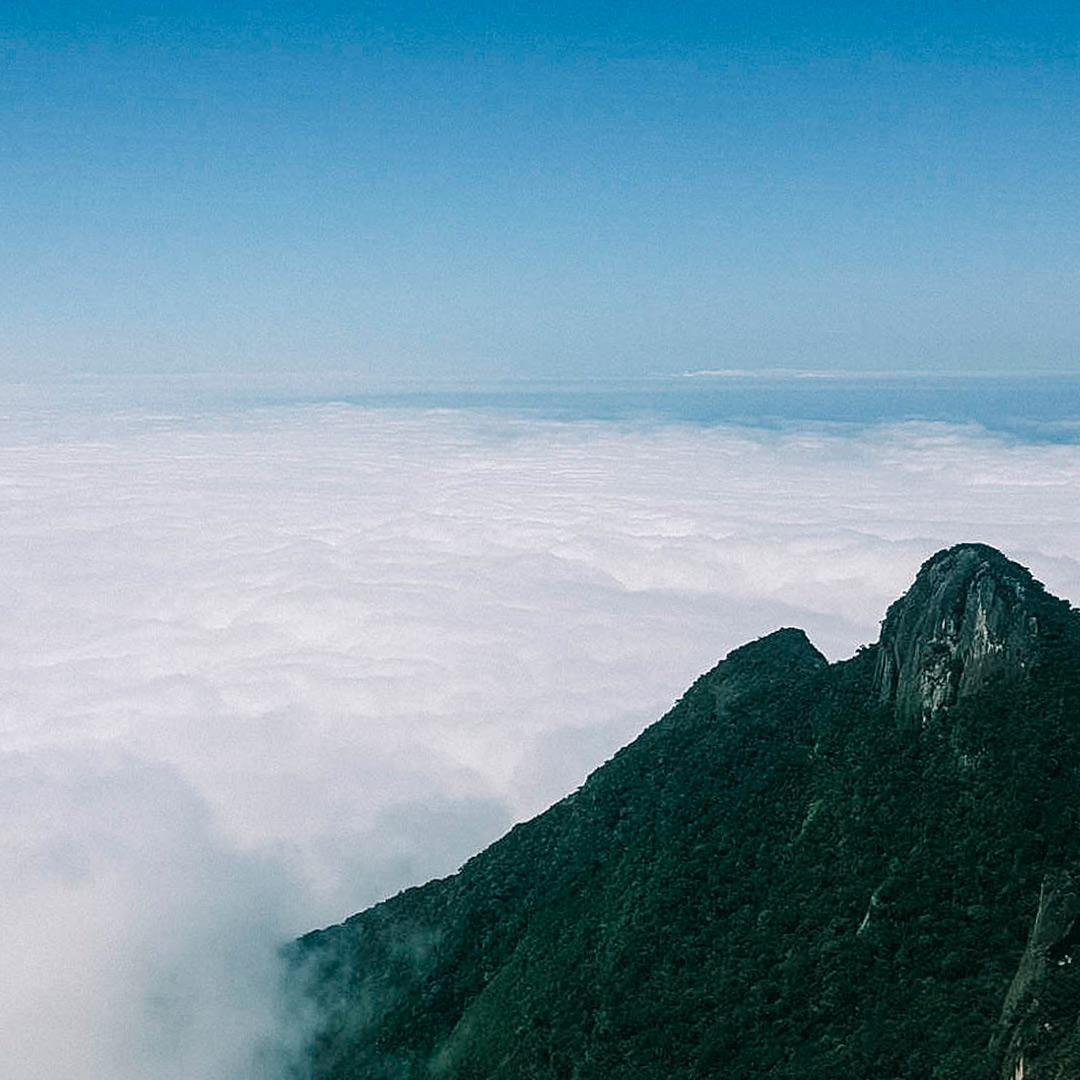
[1,401,1079,1076]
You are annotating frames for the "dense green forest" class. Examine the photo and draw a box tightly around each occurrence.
[287,544,1080,1080]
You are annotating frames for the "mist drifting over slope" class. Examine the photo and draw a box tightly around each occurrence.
[2,383,1079,1076]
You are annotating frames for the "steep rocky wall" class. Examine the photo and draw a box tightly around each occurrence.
[993,871,1080,1080]
[874,544,1042,729]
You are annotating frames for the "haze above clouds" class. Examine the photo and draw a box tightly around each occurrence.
[3,400,1080,1078]
[3,2,1078,378]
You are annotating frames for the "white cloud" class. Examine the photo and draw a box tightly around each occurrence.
[1,399,1079,1076]
[0,746,301,1080]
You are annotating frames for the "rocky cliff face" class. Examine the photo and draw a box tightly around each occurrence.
[288,544,1080,1080]
[993,871,1080,1080]
[873,544,1046,729]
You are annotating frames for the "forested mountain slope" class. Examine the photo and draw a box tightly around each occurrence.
[287,544,1080,1080]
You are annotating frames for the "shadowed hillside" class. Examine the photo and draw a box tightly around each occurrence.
[287,544,1080,1080]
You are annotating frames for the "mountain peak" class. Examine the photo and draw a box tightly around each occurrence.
[290,542,1080,1080]
[873,543,1043,727]
[722,626,827,672]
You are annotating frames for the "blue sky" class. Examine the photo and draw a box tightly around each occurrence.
[2,2,1078,379]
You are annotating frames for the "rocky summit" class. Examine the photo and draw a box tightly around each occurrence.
[874,544,1047,729]
[286,544,1080,1080]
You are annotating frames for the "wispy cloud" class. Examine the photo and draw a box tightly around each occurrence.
[1,402,1078,1075]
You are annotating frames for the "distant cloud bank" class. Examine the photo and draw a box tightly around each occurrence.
[1,399,1078,1077]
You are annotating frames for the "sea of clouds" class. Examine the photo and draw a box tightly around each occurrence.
[2,397,1079,1077]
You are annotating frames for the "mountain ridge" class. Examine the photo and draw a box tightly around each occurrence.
[287,543,1080,1080]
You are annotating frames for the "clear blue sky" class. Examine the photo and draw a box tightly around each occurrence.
[2,2,1078,379]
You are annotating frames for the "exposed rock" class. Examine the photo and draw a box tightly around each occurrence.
[874,543,1043,728]
[994,872,1080,1080]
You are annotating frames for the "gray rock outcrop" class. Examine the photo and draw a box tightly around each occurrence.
[874,543,1043,728]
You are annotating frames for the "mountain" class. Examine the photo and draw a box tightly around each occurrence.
[286,543,1080,1080]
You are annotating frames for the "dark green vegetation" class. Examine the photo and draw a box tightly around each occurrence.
[287,544,1080,1079]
